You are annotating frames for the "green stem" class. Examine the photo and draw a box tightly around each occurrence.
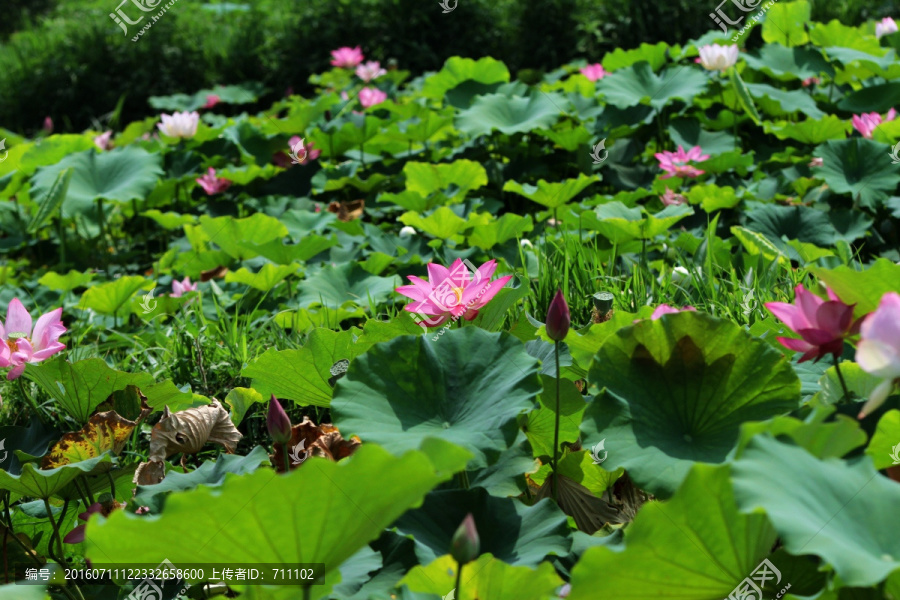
[42,498,67,569]
[457,470,470,490]
[303,585,311,600]
[552,341,561,503]
[360,117,366,172]
[106,471,116,499]
[17,378,47,426]
[80,476,95,506]
[834,356,851,402]
[282,444,291,474]
[455,562,464,600]
[3,492,43,568]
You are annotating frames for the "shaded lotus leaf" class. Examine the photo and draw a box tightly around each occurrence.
[400,553,563,600]
[422,56,510,100]
[598,62,708,111]
[732,435,900,587]
[96,385,152,423]
[581,312,800,498]
[813,138,900,210]
[761,0,810,46]
[737,404,866,461]
[502,174,597,209]
[523,377,586,459]
[567,464,776,600]
[41,411,139,468]
[535,473,621,534]
[87,442,470,598]
[529,451,624,501]
[0,453,113,499]
[811,259,900,316]
[394,488,571,567]
[332,327,541,470]
[0,416,60,475]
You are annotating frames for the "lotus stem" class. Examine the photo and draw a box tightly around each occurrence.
[833,356,851,402]
[552,340,561,503]
[282,443,291,474]
[455,562,464,600]
[43,498,67,569]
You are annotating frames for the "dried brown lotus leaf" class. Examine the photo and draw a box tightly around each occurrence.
[41,411,138,469]
[271,417,360,472]
[133,460,166,486]
[149,400,242,461]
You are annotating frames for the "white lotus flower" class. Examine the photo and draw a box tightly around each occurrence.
[399,226,417,238]
[520,239,533,249]
[697,44,740,71]
[876,17,898,39]
[157,111,200,139]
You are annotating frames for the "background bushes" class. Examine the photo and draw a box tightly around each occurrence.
[1,0,897,134]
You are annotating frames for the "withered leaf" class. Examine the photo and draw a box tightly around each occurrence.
[326,199,364,222]
[133,460,166,486]
[200,265,228,282]
[271,417,360,473]
[536,473,622,534]
[148,399,242,462]
[41,411,138,469]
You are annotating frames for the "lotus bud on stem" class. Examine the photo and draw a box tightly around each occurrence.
[546,289,571,503]
[450,513,480,599]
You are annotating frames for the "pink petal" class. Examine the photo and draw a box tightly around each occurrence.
[765,301,808,332]
[426,263,451,286]
[5,299,33,337]
[31,343,65,361]
[7,364,26,380]
[775,336,815,353]
[815,301,854,336]
[794,285,824,322]
[857,338,900,380]
[31,308,65,352]
[860,292,900,348]
[396,283,429,302]
[796,327,837,345]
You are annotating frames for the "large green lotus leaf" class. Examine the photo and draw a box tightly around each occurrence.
[580,312,800,497]
[588,202,693,243]
[467,276,529,333]
[198,213,288,260]
[598,62,708,110]
[332,328,541,469]
[602,42,669,71]
[243,328,358,407]
[528,450,623,498]
[687,184,740,212]
[815,362,884,406]
[732,435,900,586]
[502,174,597,209]
[0,453,112,498]
[393,489,571,567]
[86,442,468,595]
[743,44,833,81]
[745,203,871,246]
[30,147,162,218]
[524,377,586,459]
[668,119,736,156]
[401,553,562,600]
[762,0,810,46]
[866,409,900,470]
[79,275,149,318]
[744,83,825,119]
[838,82,900,114]
[763,116,850,144]
[568,464,776,600]
[811,259,900,315]
[17,135,98,176]
[149,83,264,111]
[464,431,537,497]
[24,358,153,423]
[422,57,510,100]
[736,407,866,460]
[132,446,271,513]
[560,312,644,372]
[467,213,534,250]
[297,263,400,309]
[813,138,899,209]
[37,270,95,293]
[224,263,299,291]
[826,47,900,80]
[810,21,884,53]
[403,160,487,198]
[456,93,565,137]
[399,206,469,239]
[248,234,339,265]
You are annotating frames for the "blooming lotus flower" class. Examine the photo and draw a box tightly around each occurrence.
[802,77,820,87]
[659,188,687,206]
[396,259,513,326]
[580,63,607,82]
[399,226,417,238]
[655,145,710,179]
[697,44,739,71]
[171,277,198,297]
[450,514,480,565]
[808,157,824,167]
[330,46,364,68]
[765,284,862,363]
[356,61,387,82]
[876,17,898,39]
[856,292,900,418]
[650,304,696,320]
[851,108,897,138]
[0,299,66,380]
[94,130,113,151]
[546,289,571,341]
[267,395,292,443]
[202,94,221,109]
[157,111,199,139]
[359,87,387,108]
[195,167,231,195]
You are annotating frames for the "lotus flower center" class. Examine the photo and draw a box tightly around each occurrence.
[6,332,26,352]
[451,287,464,304]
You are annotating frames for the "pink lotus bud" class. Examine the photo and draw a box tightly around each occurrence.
[450,513,480,564]
[266,395,292,443]
[546,289,571,341]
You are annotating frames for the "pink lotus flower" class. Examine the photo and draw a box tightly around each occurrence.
[0,299,66,380]
[659,188,687,206]
[396,259,513,326]
[580,63,607,82]
[330,46,364,68]
[202,94,221,109]
[172,277,198,297]
[808,157,824,167]
[43,117,53,134]
[655,145,710,179]
[195,167,231,195]
[851,108,897,138]
[356,61,387,82]
[94,131,113,151]
[876,17,898,39]
[765,284,863,363]
[64,502,103,545]
[274,137,321,167]
[856,292,900,418]
[359,87,387,109]
[802,77,820,87]
[650,304,697,320]
[157,111,200,139]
